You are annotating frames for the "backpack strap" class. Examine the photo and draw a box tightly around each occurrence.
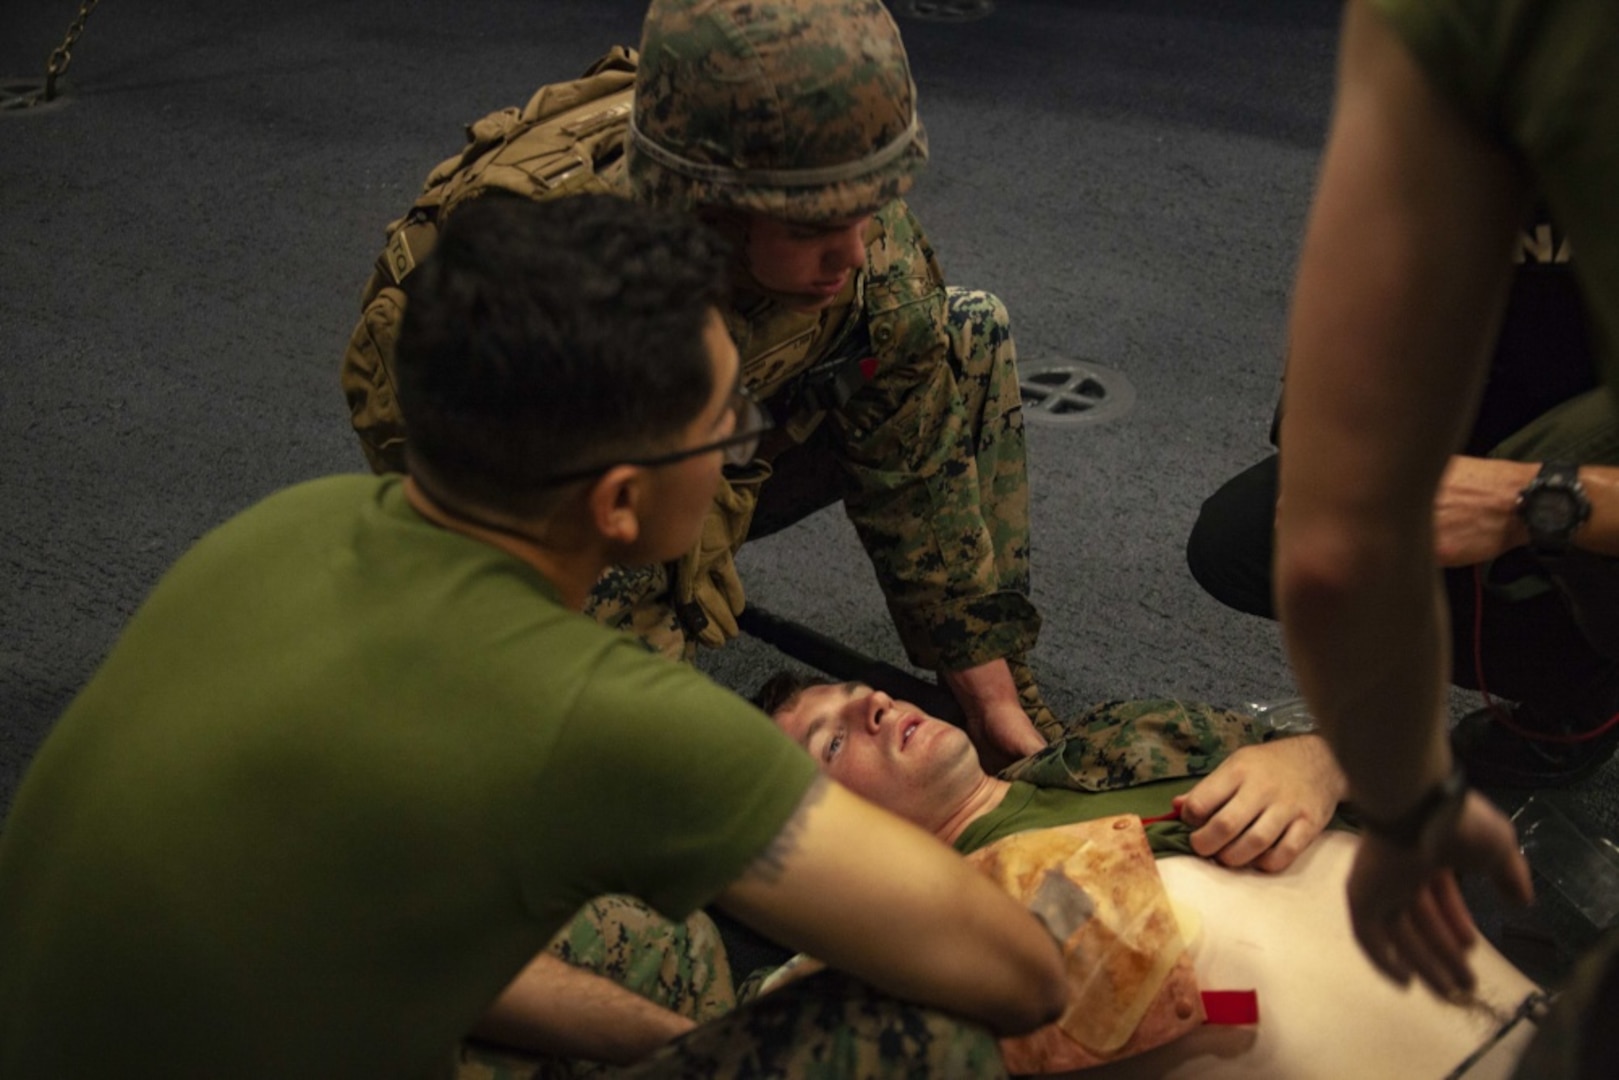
[364,47,638,299]
[343,48,640,472]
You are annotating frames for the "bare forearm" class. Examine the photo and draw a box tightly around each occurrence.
[1276,533,1453,817]
[1277,0,1524,821]
[941,658,1045,767]
[1436,457,1619,563]
[718,780,1065,1036]
[474,953,696,1064]
[1270,0,1540,994]
[724,856,1062,1036]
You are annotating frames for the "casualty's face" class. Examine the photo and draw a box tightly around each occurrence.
[771,682,981,828]
[742,214,871,312]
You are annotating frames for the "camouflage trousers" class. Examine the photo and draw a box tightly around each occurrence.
[585,287,1040,680]
[457,896,1003,1080]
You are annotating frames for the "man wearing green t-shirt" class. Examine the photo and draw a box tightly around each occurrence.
[1273,0,1619,999]
[0,194,1065,1078]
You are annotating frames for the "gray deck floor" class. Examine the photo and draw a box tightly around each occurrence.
[4,0,1614,994]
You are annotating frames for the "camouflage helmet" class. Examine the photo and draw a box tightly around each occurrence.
[627,0,929,223]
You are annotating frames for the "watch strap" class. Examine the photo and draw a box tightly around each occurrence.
[1356,763,1467,850]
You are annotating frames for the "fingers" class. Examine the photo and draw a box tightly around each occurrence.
[1192,795,1299,867]
[1182,739,1344,869]
[1413,877,1479,994]
[1186,798,1245,859]
[1186,775,1295,866]
[1217,806,1319,869]
[1491,846,1535,907]
[1179,768,1238,829]
[1354,891,1469,996]
[1392,828,1521,995]
[1467,799,1535,907]
[1430,870,1479,948]
[1349,844,1489,997]
[1253,817,1319,873]
[971,709,1045,774]
[714,563,745,611]
[1371,879,1476,997]
[1206,808,1274,866]
[1344,794,1539,999]
[1354,912,1411,987]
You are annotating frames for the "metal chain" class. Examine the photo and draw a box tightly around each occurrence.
[43,0,103,102]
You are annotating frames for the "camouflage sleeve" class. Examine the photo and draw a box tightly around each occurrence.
[998,699,1271,793]
[827,200,1039,671]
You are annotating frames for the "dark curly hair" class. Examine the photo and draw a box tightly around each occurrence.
[394,191,731,516]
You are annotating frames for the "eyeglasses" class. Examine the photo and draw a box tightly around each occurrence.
[541,384,775,488]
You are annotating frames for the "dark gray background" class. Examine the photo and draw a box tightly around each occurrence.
[4,0,1613,990]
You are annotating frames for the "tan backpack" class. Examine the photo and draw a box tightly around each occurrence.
[340,47,638,473]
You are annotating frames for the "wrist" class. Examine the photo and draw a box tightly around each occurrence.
[1355,762,1468,855]
[656,1011,699,1044]
[940,658,1021,717]
[1481,459,1535,551]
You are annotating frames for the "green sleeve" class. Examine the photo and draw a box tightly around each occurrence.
[1366,0,1512,133]
[534,641,820,922]
[1369,0,1619,393]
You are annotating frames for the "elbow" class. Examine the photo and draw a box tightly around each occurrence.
[1028,959,1069,1032]
[1274,520,1400,631]
[1274,547,1354,631]
[990,943,1068,1036]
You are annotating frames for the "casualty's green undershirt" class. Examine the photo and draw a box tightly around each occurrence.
[954,778,1203,857]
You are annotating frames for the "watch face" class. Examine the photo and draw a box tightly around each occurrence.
[1525,489,1579,532]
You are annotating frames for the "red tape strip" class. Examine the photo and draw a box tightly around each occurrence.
[1201,990,1259,1025]
[1139,805,1184,826]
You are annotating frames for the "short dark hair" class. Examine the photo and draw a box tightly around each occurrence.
[393,192,731,515]
[753,669,833,718]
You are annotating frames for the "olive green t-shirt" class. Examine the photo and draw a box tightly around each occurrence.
[0,476,817,1078]
[954,778,1202,857]
[1370,0,1619,392]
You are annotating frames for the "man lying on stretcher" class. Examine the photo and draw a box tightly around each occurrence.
[759,674,1345,871]
[761,675,1543,1078]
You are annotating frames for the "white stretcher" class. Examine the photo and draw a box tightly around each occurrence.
[1082,830,1541,1080]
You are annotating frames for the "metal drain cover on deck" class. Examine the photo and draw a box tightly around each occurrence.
[1019,359,1136,427]
[2,78,49,113]
[1,77,75,114]
[890,0,996,22]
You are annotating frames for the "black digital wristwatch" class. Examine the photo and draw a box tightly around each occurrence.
[1515,461,1591,554]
